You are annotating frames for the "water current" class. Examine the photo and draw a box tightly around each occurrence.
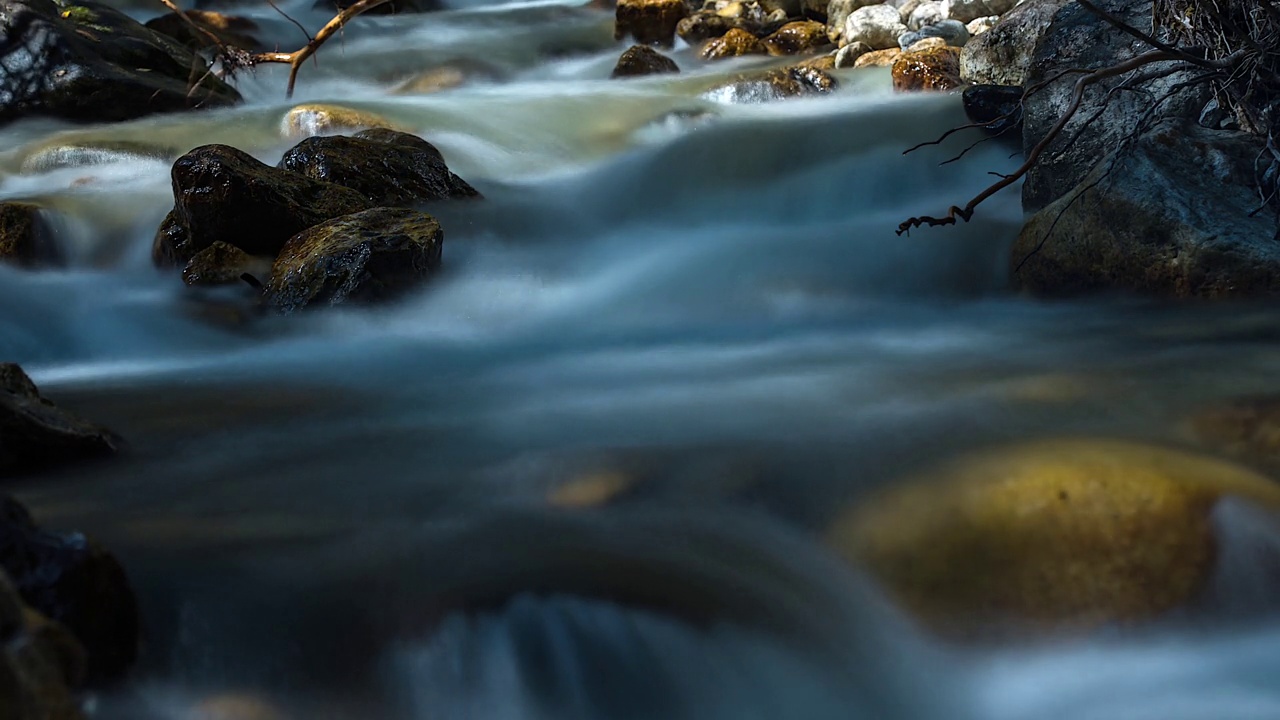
[4,0,1280,717]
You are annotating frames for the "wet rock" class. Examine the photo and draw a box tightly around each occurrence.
[904,36,947,52]
[962,83,1023,135]
[0,364,120,476]
[897,18,968,48]
[182,241,273,288]
[844,4,907,50]
[615,0,688,46]
[676,11,733,43]
[281,104,404,140]
[1012,120,1280,299]
[700,27,768,60]
[0,495,139,684]
[143,9,263,51]
[941,0,1015,23]
[0,571,85,720]
[277,129,480,207]
[853,47,902,68]
[825,0,883,45]
[0,203,59,267]
[762,20,830,55]
[891,45,961,92]
[800,0,826,21]
[0,0,240,126]
[1021,0,1208,212]
[264,207,444,313]
[827,438,1280,636]
[709,61,838,102]
[1189,395,1280,470]
[153,144,373,266]
[611,45,680,77]
[20,140,178,173]
[959,0,1069,87]
[834,40,872,67]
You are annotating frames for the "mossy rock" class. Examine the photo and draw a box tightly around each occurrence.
[827,437,1280,636]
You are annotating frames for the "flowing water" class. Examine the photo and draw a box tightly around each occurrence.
[4,1,1280,717]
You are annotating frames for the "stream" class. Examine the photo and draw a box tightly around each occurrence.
[4,0,1280,717]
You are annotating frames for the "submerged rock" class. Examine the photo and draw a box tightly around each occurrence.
[0,203,59,267]
[277,129,480,206]
[827,438,1280,636]
[615,0,687,46]
[282,104,404,140]
[1189,395,1280,471]
[0,571,85,720]
[0,495,139,685]
[700,27,768,60]
[706,63,838,102]
[611,45,680,78]
[144,9,263,51]
[0,0,240,126]
[0,364,119,475]
[1013,120,1280,298]
[153,144,373,266]
[891,45,961,92]
[264,207,444,313]
[182,241,273,288]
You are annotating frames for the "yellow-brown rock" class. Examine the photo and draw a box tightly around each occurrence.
[615,0,688,47]
[762,21,830,56]
[891,46,962,92]
[852,47,901,68]
[700,27,768,61]
[827,438,1280,637]
[281,104,403,139]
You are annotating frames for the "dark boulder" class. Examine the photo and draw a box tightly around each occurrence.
[143,9,264,52]
[676,12,732,44]
[0,569,85,720]
[277,129,480,207]
[1012,120,1280,298]
[615,0,687,47]
[0,363,119,476]
[264,207,444,313]
[152,144,373,266]
[611,45,680,78]
[0,0,240,126]
[182,241,274,288]
[0,203,59,267]
[0,495,138,686]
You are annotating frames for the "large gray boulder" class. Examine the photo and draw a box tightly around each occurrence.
[941,0,1016,23]
[1020,0,1210,211]
[1012,120,1280,298]
[843,4,907,49]
[959,0,1069,86]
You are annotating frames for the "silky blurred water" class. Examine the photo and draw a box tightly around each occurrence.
[3,0,1280,718]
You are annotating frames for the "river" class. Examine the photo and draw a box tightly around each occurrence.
[3,0,1280,717]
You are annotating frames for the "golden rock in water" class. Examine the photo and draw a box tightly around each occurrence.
[190,694,289,720]
[281,104,404,139]
[852,47,901,68]
[548,471,633,508]
[827,438,1280,637]
[1186,394,1280,469]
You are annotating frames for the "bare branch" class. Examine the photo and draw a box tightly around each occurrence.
[248,0,393,98]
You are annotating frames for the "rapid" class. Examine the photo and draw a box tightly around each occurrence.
[4,0,1280,717]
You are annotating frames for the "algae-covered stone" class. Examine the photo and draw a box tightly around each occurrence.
[0,203,58,267]
[264,207,444,313]
[277,130,480,206]
[0,0,239,126]
[827,438,1280,636]
[611,45,680,78]
[182,241,273,287]
[153,144,373,266]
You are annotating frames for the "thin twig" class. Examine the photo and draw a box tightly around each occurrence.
[248,0,393,98]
